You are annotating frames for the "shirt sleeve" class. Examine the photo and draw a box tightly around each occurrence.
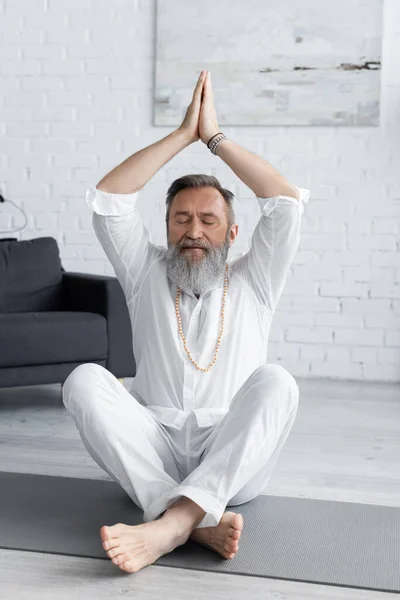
[85,186,165,302]
[231,185,310,314]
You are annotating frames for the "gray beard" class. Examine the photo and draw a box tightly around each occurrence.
[165,230,231,297]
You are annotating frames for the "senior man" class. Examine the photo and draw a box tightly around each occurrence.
[63,70,310,574]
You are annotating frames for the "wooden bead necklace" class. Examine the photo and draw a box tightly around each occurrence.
[175,262,229,372]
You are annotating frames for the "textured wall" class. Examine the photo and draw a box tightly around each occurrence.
[0,0,399,382]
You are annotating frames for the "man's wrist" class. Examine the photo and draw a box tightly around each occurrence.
[174,128,195,147]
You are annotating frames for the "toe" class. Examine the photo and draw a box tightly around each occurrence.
[114,551,130,566]
[100,524,118,541]
[107,546,126,560]
[121,559,137,573]
[100,523,125,539]
[112,551,131,566]
[232,513,244,530]
[100,526,110,541]
[227,543,239,552]
[102,538,119,551]
[225,539,238,552]
[224,546,237,559]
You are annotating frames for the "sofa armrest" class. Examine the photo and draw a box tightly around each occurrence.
[60,272,136,377]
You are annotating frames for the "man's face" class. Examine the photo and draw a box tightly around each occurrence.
[165,187,238,296]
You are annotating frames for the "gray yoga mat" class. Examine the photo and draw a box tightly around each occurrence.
[0,471,399,593]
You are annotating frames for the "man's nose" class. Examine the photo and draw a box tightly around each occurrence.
[186,221,203,239]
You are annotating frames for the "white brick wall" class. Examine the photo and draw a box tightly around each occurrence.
[0,0,399,382]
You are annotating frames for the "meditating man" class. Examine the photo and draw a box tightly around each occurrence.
[62,70,310,574]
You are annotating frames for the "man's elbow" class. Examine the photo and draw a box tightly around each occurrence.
[286,183,300,201]
[257,181,300,200]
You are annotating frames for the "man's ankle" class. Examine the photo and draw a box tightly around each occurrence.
[162,497,206,533]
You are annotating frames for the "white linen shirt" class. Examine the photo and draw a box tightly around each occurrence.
[85,184,310,431]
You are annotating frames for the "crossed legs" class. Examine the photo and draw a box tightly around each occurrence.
[62,362,299,572]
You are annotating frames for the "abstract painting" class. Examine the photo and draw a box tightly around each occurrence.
[154,0,383,126]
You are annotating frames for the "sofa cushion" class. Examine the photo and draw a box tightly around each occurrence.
[0,237,63,313]
[0,311,108,367]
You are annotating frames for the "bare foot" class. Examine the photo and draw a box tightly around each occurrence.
[189,511,244,559]
[100,518,190,574]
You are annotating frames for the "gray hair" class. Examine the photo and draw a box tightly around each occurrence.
[165,173,235,232]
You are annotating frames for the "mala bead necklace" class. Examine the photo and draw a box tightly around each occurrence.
[175,263,229,372]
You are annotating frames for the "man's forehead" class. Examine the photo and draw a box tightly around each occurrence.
[172,188,225,216]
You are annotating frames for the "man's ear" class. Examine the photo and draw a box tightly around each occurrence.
[229,224,239,245]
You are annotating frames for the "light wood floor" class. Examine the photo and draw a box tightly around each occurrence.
[0,376,399,600]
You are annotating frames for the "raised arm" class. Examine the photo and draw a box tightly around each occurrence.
[213,138,299,200]
[95,129,190,194]
[96,71,208,194]
[198,71,299,200]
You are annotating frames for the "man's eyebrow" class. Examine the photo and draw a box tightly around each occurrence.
[173,210,219,218]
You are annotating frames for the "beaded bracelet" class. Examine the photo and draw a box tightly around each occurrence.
[209,133,227,155]
[207,132,223,148]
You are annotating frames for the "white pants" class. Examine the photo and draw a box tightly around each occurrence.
[62,363,299,529]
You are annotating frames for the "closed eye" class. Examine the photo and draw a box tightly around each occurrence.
[177,220,215,225]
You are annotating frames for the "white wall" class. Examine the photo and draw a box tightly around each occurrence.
[0,0,399,382]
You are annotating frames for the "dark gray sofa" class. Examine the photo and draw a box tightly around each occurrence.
[0,236,136,388]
